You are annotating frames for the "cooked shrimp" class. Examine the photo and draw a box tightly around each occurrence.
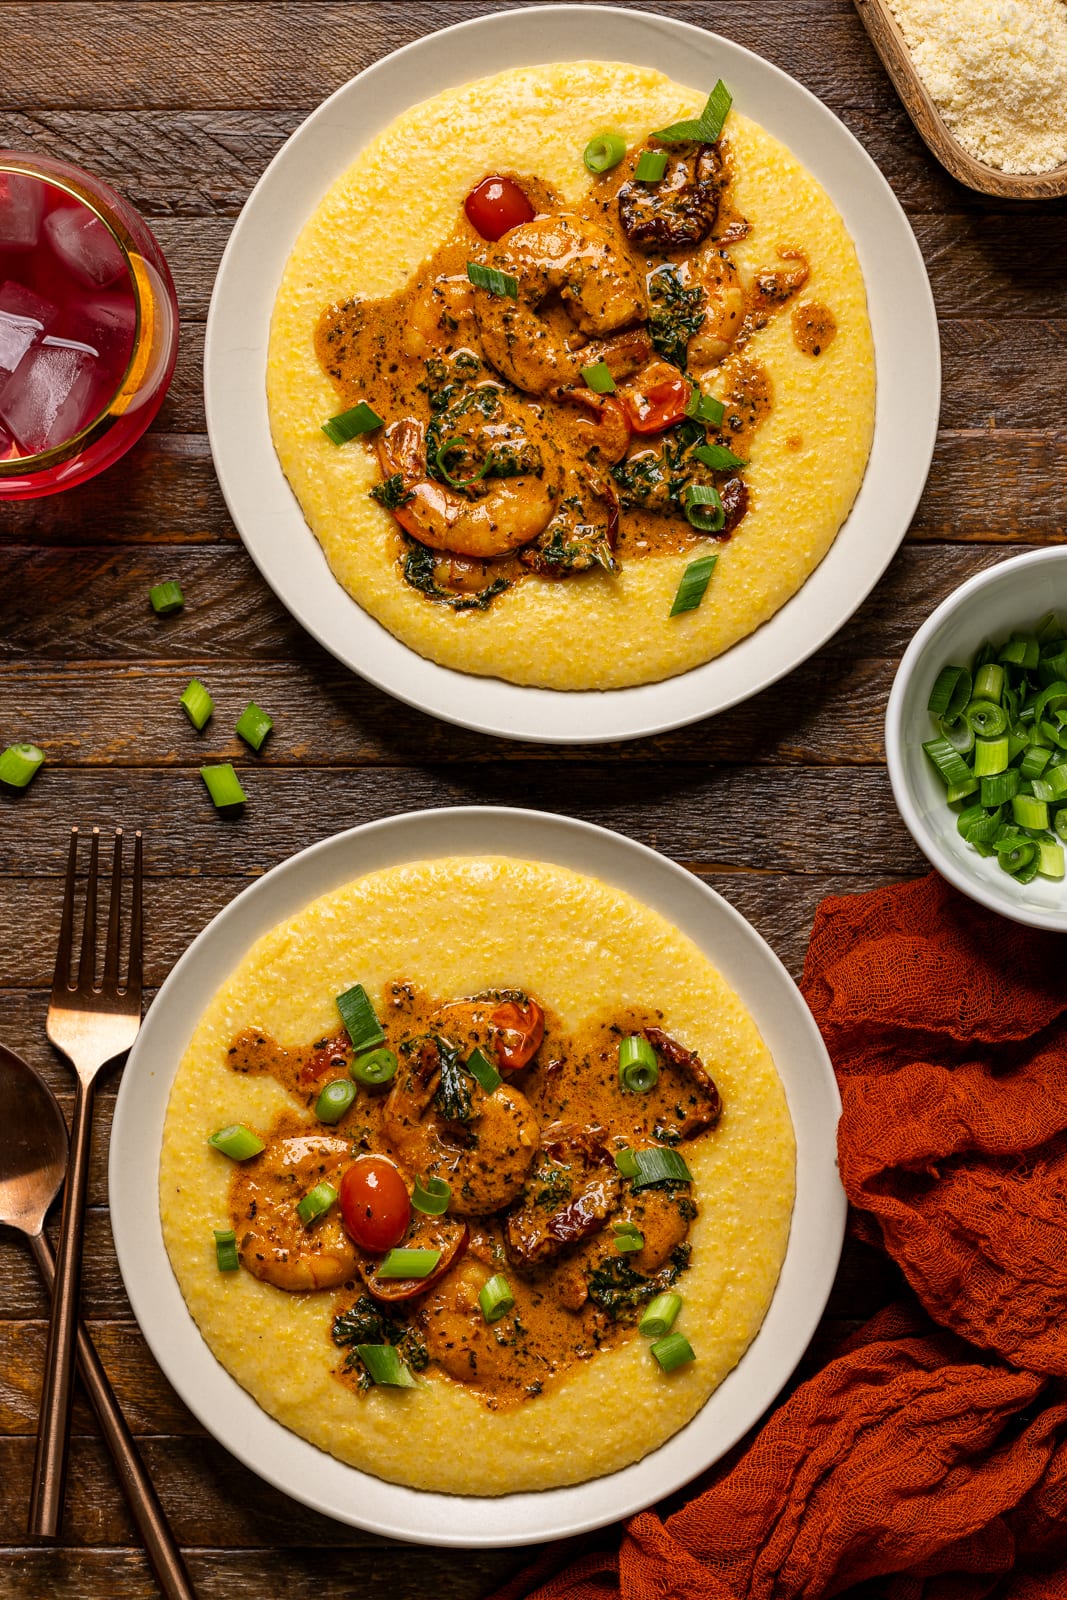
[473,214,646,395]
[230,1130,358,1292]
[618,141,725,249]
[680,248,746,376]
[376,413,559,559]
[402,274,477,360]
[382,1038,540,1215]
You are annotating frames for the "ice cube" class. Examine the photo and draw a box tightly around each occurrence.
[0,338,101,454]
[0,421,15,460]
[0,280,57,327]
[66,292,137,368]
[0,279,57,375]
[0,172,44,250]
[43,205,126,288]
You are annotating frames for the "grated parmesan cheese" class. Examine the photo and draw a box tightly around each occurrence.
[887,0,1067,173]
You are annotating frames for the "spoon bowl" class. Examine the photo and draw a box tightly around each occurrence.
[0,1041,67,1239]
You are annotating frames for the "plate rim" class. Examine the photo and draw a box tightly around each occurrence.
[110,806,846,1547]
[203,1,940,745]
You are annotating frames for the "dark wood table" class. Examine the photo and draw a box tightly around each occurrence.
[1,2,1063,1595]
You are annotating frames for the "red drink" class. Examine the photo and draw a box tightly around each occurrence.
[0,152,178,499]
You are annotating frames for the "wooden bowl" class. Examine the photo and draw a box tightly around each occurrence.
[853,0,1067,199]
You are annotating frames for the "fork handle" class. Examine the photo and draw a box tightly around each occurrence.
[28,1230,198,1599]
[28,1074,95,1538]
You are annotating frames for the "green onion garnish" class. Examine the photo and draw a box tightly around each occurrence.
[356,1344,418,1388]
[434,435,493,490]
[235,701,273,752]
[149,580,184,615]
[181,678,213,731]
[412,1175,451,1216]
[200,763,246,809]
[670,553,718,616]
[614,1147,639,1178]
[685,389,725,426]
[580,360,616,394]
[350,1047,398,1086]
[682,485,725,533]
[692,442,746,472]
[377,1248,442,1280]
[650,1331,696,1372]
[613,1222,645,1254]
[974,662,1005,702]
[583,132,627,173]
[466,261,518,298]
[639,1291,682,1338]
[214,1228,239,1272]
[466,1046,501,1095]
[630,1147,692,1191]
[965,701,1008,738]
[922,737,973,790]
[314,1078,357,1124]
[321,402,383,445]
[208,1124,265,1161]
[297,1182,337,1227]
[1012,794,1049,830]
[618,1035,659,1093]
[478,1273,515,1324]
[927,665,969,720]
[336,983,385,1053]
[634,149,668,183]
[653,81,732,145]
[0,742,44,788]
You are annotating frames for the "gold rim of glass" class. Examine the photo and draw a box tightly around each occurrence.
[0,156,144,476]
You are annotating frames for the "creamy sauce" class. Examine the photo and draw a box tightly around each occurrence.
[224,981,720,1411]
[791,301,837,358]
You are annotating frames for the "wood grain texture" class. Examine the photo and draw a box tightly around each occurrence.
[0,2,1061,1594]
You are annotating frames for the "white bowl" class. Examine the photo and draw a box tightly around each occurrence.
[886,547,1067,931]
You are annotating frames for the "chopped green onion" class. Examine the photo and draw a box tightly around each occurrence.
[635,149,668,183]
[356,1344,418,1388]
[685,389,725,427]
[377,1248,442,1280]
[1038,839,1065,879]
[336,984,385,1052]
[682,484,725,533]
[670,553,718,616]
[980,769,1020,807]
[613,1222,645,1254]
[1020,746,1052,781]
[997,838,1037,876]
[1012,794,1049,830]
[412,1175,451,1216]
[618,1034,659,1093]
[974,662,1004,702]
[972,736,1009,778]
[692,442,746,471]
[321,402,383,445]
[214,1228,239,1272]
[639,1291,682,1338]
[235,701,273,752]
[434,435,493,490]
[467,261,518,298]
[478,1273,515,1323]
[965,701,1008,738]
[614,1147,639,1178]
[149,580,184,615]
[583,131,627,173]
[651,1331,696,1372]
[350,1047,398,1086]
[631,1147,692,1191]
[181,678,213,731]
[922,737,973,790]
[1001,636,1039,670]
[654,81,732,145]
[580,360,616,394]
[0,742,44,788]
[945,776,978,803]
[927,665,965,717]
[208,1124,264,1161]
[939,716,975,755]
[200,763,246,809]
[466,1046,501,1095]
[297,1181,337,1226]
[314,1078,357,1124]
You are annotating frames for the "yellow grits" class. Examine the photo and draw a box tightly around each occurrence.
[267,62,875,691]
[159,857,795,1495]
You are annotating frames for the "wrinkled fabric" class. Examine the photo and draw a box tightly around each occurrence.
[492,876,1067,1600]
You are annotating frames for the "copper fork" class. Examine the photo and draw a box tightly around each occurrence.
[29,826,144,1538]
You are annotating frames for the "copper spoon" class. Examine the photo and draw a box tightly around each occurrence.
[0,1041,196,1597]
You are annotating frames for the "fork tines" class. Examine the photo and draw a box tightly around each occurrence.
[52,827,143,1004]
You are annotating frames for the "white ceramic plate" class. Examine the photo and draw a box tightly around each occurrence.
[204,3,939,745]
[110,807,845,1546]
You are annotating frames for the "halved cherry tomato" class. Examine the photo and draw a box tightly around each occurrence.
[491,999,545,1072]
[464,176,535,242]
[361,1219,469,1304]
[620,375,692,434]
[339,1155,411,1253]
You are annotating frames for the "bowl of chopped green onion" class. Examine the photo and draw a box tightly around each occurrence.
[887,548,1067,929]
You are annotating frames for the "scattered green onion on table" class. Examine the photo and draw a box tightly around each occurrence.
[922,614,1067,887]
[0,742,45,788]
[148,580,184,615]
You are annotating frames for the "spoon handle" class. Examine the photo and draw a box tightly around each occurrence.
[28,1228,197,1600]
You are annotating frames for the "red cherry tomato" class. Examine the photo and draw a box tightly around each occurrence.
[621,375,692,434]
[491,999,545,1072]
[340,1156,411,1253]
[464,176,535,242]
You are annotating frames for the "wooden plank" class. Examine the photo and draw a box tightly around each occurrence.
[0,1322,196,1438]
[1,1211,132,1319]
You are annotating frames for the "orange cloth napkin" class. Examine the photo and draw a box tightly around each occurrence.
[492,874,1067,1600]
